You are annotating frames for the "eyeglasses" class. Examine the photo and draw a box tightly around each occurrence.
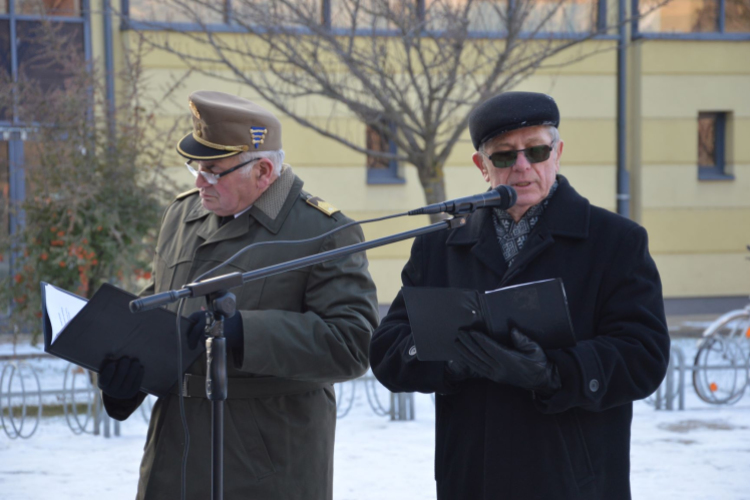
[482,143,555,169]
[185,157,258,185]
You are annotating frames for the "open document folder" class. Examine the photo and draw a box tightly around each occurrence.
[41,282,202,397]
[403,278,576,362]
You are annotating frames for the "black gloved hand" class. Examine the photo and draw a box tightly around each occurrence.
[444,358,479,383]
[186,310,244,351]
[98,357,145,400]
[454,328,561,394]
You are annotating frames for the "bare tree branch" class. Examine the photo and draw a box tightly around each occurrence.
[126,0,669,217]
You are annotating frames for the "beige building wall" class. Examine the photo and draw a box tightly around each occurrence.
[102,18,748,303]
[636,41,750,298]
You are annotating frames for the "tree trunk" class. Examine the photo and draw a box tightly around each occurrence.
[418,168,448,224]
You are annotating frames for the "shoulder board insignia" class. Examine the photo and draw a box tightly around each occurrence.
[175,188,199,201]
[306,196,340,217]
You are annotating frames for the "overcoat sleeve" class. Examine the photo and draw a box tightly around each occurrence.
[370,236,456,394]
[535,225,670,414]
[237,224,379,384]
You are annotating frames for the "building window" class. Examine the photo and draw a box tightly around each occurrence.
[698,112,732,180]
[126,0,225,24]
[638,0,750,34]
[16,0,81,17]
[0,1,88,124]
[366,122,403,184]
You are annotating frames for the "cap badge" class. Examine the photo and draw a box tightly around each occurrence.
[250,127,267,149]
[188,101,201,119]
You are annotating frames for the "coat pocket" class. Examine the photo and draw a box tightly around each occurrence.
[224,399,276,481]
[556,410,596,493]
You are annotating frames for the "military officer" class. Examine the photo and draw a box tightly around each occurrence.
[97,91,379,500]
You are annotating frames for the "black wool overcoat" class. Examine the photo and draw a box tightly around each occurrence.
[371,175,670,500]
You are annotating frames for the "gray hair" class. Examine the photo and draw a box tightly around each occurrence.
[479,126,561,154]
[236,149,285,176]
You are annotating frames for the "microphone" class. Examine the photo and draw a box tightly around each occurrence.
[408,185,516,216]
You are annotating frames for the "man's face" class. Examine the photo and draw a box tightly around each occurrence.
[194,155,276,217]
[472,125,563,221]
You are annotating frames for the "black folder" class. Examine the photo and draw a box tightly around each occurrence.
[402,278,576,361]
[41,282,202,397]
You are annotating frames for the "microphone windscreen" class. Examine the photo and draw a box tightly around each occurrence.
[494,185,517,210]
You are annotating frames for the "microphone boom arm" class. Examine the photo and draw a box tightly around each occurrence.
[130,216,469,313]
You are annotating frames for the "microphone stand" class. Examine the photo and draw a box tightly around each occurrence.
[129,214,470,500]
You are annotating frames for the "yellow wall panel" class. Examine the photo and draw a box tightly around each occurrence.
[642,119,750,165]
[293,165,424,211]
[368,258,411,305]
[556,120,616,164]
[558,166,617,212]
[640,164,750,208]
[641,41,750,76]
[641,76,750,119]
[655,253,750,297]
[513,76,617,119]
[644,208,750,253]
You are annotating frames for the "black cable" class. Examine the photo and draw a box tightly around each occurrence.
[192,211,409,283]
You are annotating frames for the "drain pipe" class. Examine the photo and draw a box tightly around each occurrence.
[616,0,630,218]
[103,0,116,141]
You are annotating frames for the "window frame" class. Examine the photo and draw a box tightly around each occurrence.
[0,0,91,127]
[698,111,734,181]
[122,0,616,39]
[633,0,750,40]
[366,121,404,185]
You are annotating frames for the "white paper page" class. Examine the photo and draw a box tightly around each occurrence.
[485,278,556,294]
[44,283,87,343]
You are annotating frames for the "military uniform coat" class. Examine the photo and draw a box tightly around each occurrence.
[104,166,379,500]
[370,175,670,500]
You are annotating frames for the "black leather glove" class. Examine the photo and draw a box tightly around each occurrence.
[98,357,145,400]
[186,310,244,351]
[444,359,479,383]
[454,328,561,394]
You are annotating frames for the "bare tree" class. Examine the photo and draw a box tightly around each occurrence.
[132,0,637,218]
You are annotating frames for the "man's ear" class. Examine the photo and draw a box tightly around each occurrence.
[472,152,491,183]
[554,140,564,173]
[255,158,277,191]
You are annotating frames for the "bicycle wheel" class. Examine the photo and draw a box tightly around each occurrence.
[692,311,750,405]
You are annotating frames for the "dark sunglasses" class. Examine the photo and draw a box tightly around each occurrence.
[483,143,554,169]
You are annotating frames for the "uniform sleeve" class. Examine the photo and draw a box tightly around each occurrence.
[369,237,456,394]
[237,224,379,384]
[535,225,670,414]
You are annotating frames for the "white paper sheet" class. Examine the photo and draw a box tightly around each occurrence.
[44,283,87,343]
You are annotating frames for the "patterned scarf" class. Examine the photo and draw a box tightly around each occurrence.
[492,181,558,266]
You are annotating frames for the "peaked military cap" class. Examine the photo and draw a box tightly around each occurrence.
[469,91,560,150]
[176,91,282,160]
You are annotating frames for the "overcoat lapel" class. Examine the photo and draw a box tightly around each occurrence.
[447,208,508,280]
[445,175,591,287]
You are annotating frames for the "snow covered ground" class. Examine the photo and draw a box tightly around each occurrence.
[1,339,749,500]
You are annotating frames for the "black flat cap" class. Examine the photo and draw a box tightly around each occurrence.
[469,91,560,150]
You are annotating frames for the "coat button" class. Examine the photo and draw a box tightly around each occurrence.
[409,346,417,356]
[589,379,600,392]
